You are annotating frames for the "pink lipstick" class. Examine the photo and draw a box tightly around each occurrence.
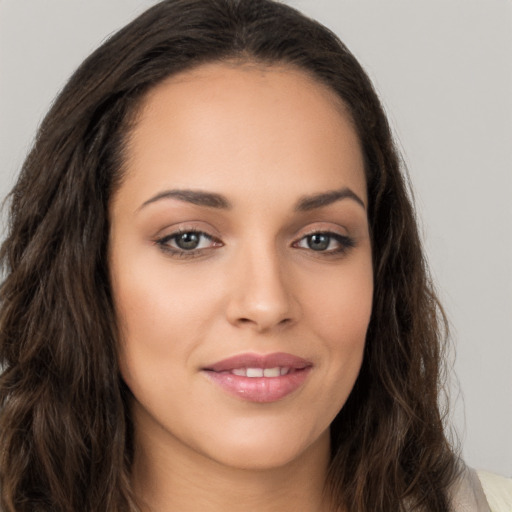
[202,352,312,403]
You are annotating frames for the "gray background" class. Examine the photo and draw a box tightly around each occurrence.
[1,0,511,476]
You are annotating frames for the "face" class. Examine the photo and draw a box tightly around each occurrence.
[109,62,373,471]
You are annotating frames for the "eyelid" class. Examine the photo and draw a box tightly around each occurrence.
[292,223,349,244]
[153,220,221,239]
[161,229,216,247]
[291,225,356,256]
[293,231,353,247]
[153,227,223,259]
[152,222,356,259]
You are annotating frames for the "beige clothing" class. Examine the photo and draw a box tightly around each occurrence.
[478,470,512,512]
[451,466,512,512]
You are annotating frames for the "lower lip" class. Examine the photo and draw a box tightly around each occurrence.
[203,368,311,403]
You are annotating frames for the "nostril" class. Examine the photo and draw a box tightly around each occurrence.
[234,316,293,331]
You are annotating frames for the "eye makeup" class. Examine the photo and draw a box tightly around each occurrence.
[154,228,223,259]
[153,226,356,261]
[293,231,355,257]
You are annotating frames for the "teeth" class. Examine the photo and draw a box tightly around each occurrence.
[230,367,291,377]
[263,367,280,377]
[246,368,264,378]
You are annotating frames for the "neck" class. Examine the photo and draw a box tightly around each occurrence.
[132,423,335,512]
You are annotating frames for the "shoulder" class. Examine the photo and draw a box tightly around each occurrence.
[477,470,512,512]
[450,465,512,512]
[450,465,492,511]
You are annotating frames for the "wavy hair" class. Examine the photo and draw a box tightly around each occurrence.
[0,0,458,510]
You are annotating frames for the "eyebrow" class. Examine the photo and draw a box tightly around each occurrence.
[295,187,366,211]
[139,189,232,210]
[138,186,365,212]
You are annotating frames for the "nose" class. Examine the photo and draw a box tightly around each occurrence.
[225,243,300,333]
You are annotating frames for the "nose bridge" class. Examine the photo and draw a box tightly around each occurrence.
[226,236,297,331]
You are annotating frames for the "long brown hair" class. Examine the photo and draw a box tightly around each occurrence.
[0,1,458,510]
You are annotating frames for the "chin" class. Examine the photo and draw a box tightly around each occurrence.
[200,422,330,472]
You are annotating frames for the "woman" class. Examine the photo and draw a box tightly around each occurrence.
[0,0,508,511]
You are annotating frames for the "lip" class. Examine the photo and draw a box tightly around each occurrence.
[202,352,312,403]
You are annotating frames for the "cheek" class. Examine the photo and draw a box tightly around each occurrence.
[304,255,373,344]
[112,251,221,339]
[112,256,230,390]
[302,257,373,406]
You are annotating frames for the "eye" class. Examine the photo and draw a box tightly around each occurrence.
[171,231,210,250]
[294,232,355,254]
[155,229,222,257]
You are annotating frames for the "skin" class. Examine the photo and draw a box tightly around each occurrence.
[109,62,373,512]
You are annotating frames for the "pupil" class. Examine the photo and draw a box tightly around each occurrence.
[177,232,200,250]
[308,234,329,251]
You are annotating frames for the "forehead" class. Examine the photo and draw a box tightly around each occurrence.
[118,61,366,208]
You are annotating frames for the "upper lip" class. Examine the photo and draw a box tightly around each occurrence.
[203,352,312,372]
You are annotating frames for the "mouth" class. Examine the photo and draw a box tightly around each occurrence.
[202,352,312,403]
[222,367,295,377]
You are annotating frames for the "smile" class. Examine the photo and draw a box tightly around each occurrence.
[202,353,312,403]
[227,367,291,377]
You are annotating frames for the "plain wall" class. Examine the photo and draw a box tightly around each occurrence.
[1,0,511,476]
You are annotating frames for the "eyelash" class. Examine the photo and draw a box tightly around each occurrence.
[154,229,222,259]
[154,229,355,259]
[292,231,355,256]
